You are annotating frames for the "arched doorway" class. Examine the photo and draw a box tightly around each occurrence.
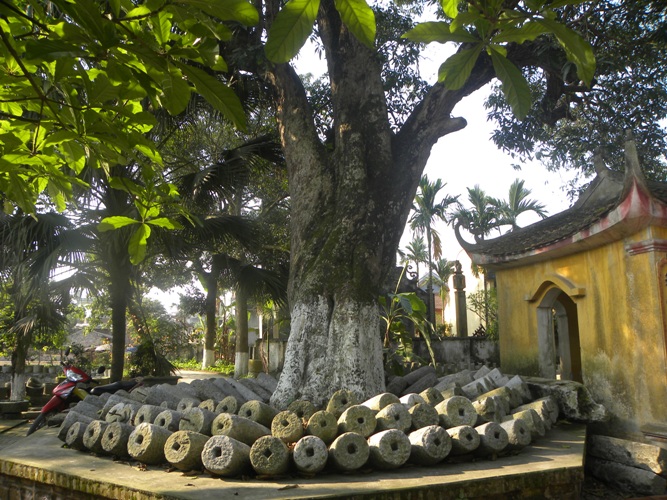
[536,287,583,382]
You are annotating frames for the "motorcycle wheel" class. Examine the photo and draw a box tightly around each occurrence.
[26,411,54,436]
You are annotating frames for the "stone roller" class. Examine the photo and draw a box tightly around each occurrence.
[249,435,291,476]
[368,429,412,470]
[178,407,218,436]
[375,402,412,433]
[326,389,358,419]
[198,399,218,412]
[271,410,305,443]
[328,432,370,472]
[57,411,94,442]
[435,396,478,428]
[100,393,139,419]
[408,425,452,466]
[101,421,134,458]
[287,399,316,421]
[337,405,377,438]
[127,422,173,465]
[447,425,480,455]
[306,410,338,445]
[134,404,165,425]
[476,386,514,413]
[408,403,440,430]
[238,400,279,428]
[164,430,209,471]
[471,396,501,424]
[176,397,202,413]
[514,396,559,425]
[419,387,444,406]
[399,393,427,408]
[292,435,328,474]
[474,422,509,457]
[64,421,88,451]
[104,402,142,424]
[83,420,109,454]
[202,435,251,477]
[70,400,103,419]
[153,409,183,432]
[361,392,400,412]
[140,385,182,409]
[499,418,531,451]
[190,378,229,402]
[211,413,270,446]
[504,409,545,440]
[215,396,239,415]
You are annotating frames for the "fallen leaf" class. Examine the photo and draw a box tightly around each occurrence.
[278,484,299,491]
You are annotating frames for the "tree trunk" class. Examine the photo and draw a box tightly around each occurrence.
[10,330,28,402]
[234,287,249,378]
[265,0,495,407]
[203,271,217,368]
[109,278,128,382]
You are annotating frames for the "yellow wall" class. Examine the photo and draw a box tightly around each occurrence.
[497,227,667,434]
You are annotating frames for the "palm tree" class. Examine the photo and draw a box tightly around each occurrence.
[409,175,458,326]
[400,237,427,281]
[493,179,548,230]
[420,258,456,324]
[451,185,506,243]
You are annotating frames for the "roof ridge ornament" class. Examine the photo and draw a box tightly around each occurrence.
[622,129,650,196]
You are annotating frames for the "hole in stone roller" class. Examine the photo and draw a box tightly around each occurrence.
[109,432,115,440]
[341,398,348,405]
[214,446,222,458]
[245,410,253,417]
[465,433,473,442]
[281,419,289,427]
[221,406,229,412]
[390,441,398,451]
[357,417,365,424]
[434,438,441,446]
[86,429,94,438]
[156,418,165,426]
[135,434,144,445]
[347,444,357,454]
[263,448,273,458]
[494,432,500,439]
[306,447,314,457]
[394,415,400,421]
[296,410,304,418]
[458,408,465,416]
[173,442,181,451]
[320,420,327,427]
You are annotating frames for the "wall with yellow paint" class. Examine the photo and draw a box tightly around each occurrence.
[496,227,667,435]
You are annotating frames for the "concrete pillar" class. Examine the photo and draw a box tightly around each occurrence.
[453,261,468,338]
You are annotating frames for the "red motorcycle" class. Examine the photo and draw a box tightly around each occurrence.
[27,351,140,435]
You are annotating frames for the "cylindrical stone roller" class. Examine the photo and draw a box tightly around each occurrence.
[249,435,290,476]
[154,409,183,432]
[408,403,439,430]
[101,421,133,458]
[70,400,102,419]
[135,404,165,426]
[238,400,279,428]
[100,393,139,419]
[306,410,338,444]
[287,400,316,421]
[57,411,94,442]
[435,396,478,428]
[215,395,240,415]
[202,435,251,477]
[408,425,452,465]
[368,429,411,469]
[499,418,531,450]
[127,422,173,465]
[198,399,218,412]
[476,387,512,414]
[141,384,182,409]
[211,413,270,446]
[105,402,141,424]
[83,420,109,454]
[328,432,369,471]
[190,379,228,401]
[164,430,209,471]
[514,396,558,424]
[83,394,104,408]
[271,410,305,443]
[474,422,509,456]
[292,435,328,474]
[400,393,427,408]
[505,409,545,439]
[326,389,358,419]
[176,397,202,413]
[472,396,499,424]
[447,425,480,455]
[65,421,88,451]
[179,407,217,436]
[375,402,412,433]
[337,405,377,438]
[419,387,444,406]
[361,392,400,412]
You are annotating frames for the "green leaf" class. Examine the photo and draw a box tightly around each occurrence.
[491,21,548,44]
[98,215,139,231]
[147,217,183,230]
[334,0,375,49]
[24,40,87,61]
[265,0,320,63]
[177,63,247,130]
[160,68,191,115]
[537,18,595,86]
[440,0,460,19]
[437,44,483,90]
[153,10,172,46]
[128,223,151,264]
[61,140,87,174]
[175,0,259,26]
[489,48,531,120]
[403,22,478,44]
